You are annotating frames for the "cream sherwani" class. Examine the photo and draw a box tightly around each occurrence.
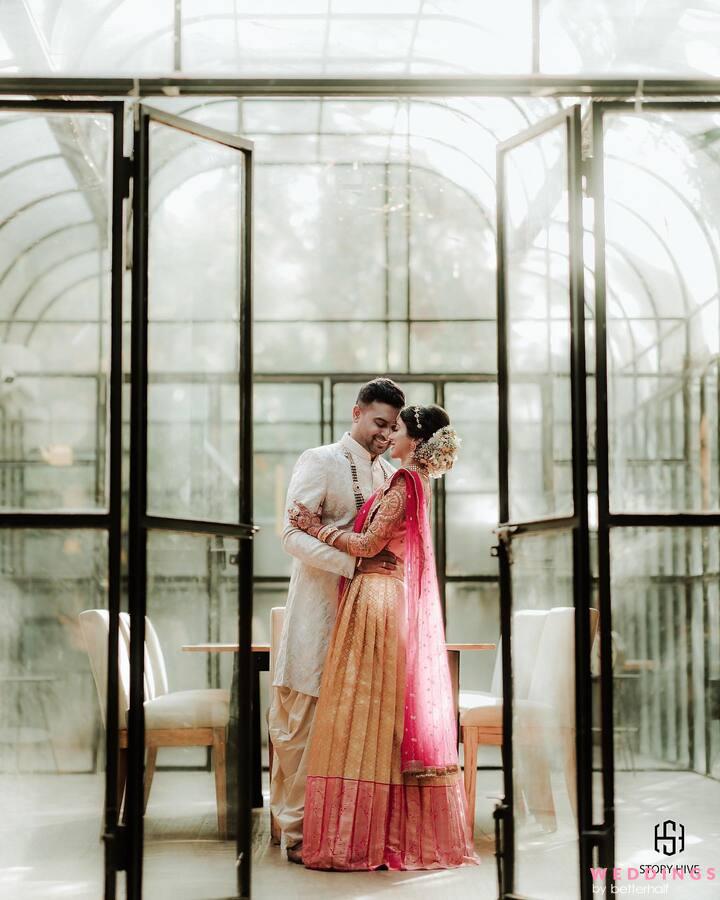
[269,433,394,849]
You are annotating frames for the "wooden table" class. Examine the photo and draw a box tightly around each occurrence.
[182,640,496,834]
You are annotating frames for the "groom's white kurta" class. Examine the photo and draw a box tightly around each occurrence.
[273,432,395,698]
[269,432,394,850]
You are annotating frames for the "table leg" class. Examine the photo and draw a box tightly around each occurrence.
[447,649,460,749]
[252,654,263,808]
[226,656,239,836]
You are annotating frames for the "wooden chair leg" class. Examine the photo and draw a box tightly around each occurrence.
[117,748,128,824]
[144,747,158,814]
[212,728,227,839]
[462,726,479,837]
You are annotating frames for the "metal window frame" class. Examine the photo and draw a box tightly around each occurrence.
[496,104,594,899]
[1,75,720,97]
[127,104,255,899]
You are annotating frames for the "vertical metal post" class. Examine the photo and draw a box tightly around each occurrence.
[495,135,516,897]
[104,103,127,900]
[126,109,149,900]
[236,147,255,900]
[591,100,616,885]
[567,106,594,897]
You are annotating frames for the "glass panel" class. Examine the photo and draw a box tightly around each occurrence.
[603,111,720,514]
[0,529,107,896]
[446,582,500,693]
[410,322,496,374]
[610,527,719,887]
[539,1,720,76]
[510,531,582,900]
[147,121,244,523]
[503,121,573,520]
[444,382,499,575]
[6,5,720,79]
[179,1,533,77]
[143,530,241,897]
[253,382,322,577]
[0,111,113,511]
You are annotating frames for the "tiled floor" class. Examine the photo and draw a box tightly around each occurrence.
[2,765,718,899]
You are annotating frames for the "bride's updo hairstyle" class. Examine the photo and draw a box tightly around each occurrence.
[399,404,461,478]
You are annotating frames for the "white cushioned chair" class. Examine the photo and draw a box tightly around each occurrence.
[79,609,230,836]
[460,609,549,834]
[460,607,599,835]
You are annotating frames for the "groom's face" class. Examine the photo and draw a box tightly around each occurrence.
[351,401,400,456]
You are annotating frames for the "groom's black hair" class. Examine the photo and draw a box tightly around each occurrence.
[356,377,405,409]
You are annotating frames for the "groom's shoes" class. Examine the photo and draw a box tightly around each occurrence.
[287,841,304,865]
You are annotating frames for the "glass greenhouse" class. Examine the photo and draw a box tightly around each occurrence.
[0,3,719,900]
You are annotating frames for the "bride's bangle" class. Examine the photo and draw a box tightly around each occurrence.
[316,523,336,542]
[317,524,342,546]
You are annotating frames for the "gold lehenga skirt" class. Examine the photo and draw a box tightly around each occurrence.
[302,572,477,870]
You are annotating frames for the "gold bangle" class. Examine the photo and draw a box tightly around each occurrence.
[325,527,343,547]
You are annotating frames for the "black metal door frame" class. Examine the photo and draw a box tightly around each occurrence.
[495,104,597,899]
[126,104,255,899]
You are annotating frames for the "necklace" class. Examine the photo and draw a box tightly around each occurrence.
[342,448,366,511]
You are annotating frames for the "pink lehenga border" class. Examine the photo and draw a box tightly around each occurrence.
[303,774,479,871]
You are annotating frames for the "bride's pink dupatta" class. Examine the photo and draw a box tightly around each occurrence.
[339,467,458,777]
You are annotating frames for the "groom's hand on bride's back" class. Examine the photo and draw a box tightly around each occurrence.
[357,549,404,577]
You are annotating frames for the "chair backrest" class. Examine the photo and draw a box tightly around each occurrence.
[528,606,599,728]
[269,607,285,683]
[144,616,169,698]
[79,610,130,729]
[119,612,170,701]
[489,608,549,699]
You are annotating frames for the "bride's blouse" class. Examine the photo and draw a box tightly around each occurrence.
[338,469,431,560]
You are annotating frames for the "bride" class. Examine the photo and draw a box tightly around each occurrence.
[288,404,477,870]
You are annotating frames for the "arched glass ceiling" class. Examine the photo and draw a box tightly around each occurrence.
[1,1,720,78]
[3,98,720,378]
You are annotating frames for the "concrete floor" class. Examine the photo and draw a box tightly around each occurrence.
[1,762,718,899]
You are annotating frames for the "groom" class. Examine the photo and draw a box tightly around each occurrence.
[269,377,405,862]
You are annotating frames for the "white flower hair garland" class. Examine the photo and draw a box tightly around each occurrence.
[413,425,461,478]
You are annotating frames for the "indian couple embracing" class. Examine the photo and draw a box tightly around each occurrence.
[269,377,478,871]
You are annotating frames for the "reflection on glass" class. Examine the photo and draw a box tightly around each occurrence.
[610,527,720,878]
[143,531,240,897]
[0,112,113,511]
[444,382,499,575]
[504,123,573,520]
[253,382,322,578]
[540,1,720,76]
[147,122,244,523]
[510,532,583,900]
[0,529,107,896]
[603,112,720,513]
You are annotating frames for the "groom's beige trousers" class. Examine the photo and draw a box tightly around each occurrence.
[268,685,317,848]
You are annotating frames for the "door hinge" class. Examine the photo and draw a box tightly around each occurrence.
[120,156,133,199]
[105,823,127,872]
[493,801,507,894]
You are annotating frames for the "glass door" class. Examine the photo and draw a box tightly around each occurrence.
[0,99,124,900]
[125,106,254,900]
[495,105,600,899]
